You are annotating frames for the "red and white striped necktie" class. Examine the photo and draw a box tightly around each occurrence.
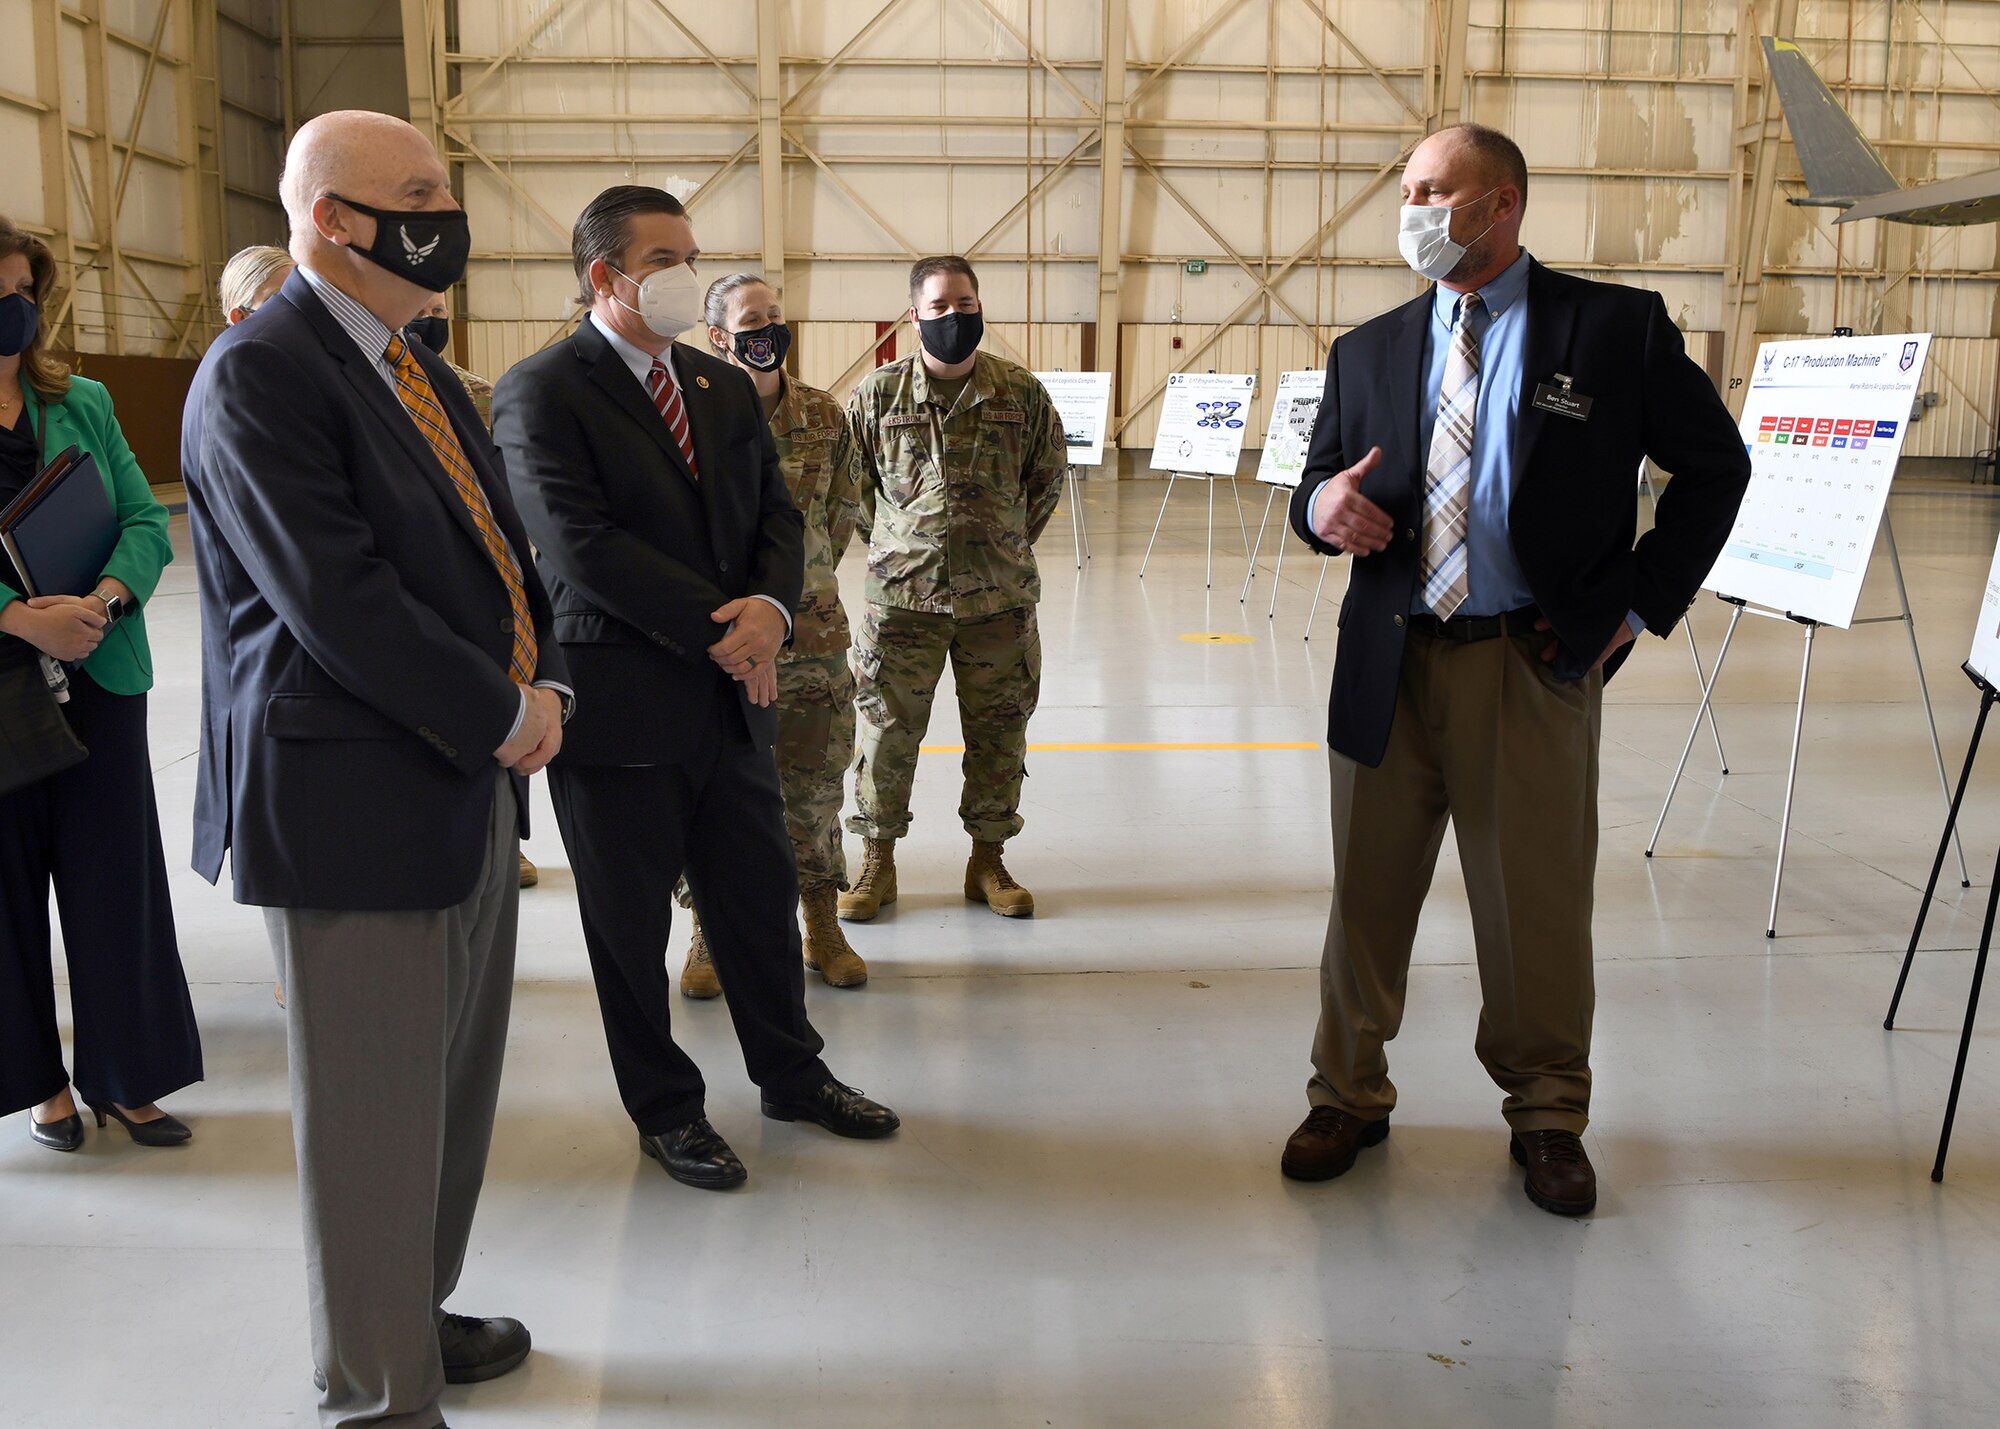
[647,358,700,481]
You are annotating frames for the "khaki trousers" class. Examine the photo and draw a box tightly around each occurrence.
[1309,623,1602,1134]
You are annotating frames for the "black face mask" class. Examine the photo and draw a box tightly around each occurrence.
[0,294,38,358]
[328,193,471,292]
[731,322,791,372]
[406,315,450,354]
[917,309,983,366]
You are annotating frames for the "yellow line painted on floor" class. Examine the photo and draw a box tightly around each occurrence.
[917,741,1319,754]
[1179,632,1257,644]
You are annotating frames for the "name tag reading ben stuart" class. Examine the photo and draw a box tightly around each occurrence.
[1532,374,1593,421]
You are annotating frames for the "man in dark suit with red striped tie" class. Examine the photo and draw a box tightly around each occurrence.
[494,186,898,1193]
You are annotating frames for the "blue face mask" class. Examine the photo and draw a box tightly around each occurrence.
[0,293,38,357]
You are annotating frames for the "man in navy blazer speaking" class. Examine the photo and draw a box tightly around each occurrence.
[184,110,566,1427]
[1277,124,1749,1216]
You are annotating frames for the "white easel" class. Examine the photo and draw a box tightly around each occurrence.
[1647,510,1969,936]
[1640,464,1730,772]
[1063,465,1092,569]
[1138,472,1252,589]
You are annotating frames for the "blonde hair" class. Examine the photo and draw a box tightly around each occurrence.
[0,215,70,403]
[219,245,294,319]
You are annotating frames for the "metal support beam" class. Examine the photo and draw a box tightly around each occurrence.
[1434,0,1473,126]
[30,0,78,351]
[1097,0,1127,450]
[401,0,446,153]
[79,0,123,354]
[1722,0,1799,413]
[755,0,785,294]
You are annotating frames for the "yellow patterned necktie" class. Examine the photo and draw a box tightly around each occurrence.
[384,333,537,686]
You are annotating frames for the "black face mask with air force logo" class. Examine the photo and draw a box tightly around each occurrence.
[327,193,472,292]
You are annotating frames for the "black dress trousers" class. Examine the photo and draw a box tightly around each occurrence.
[0,668,203,1115]
[548,677,830,1134]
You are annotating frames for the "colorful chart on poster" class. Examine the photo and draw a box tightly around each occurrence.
[1702,332,1931,628]
[1033,371,1114,468]
[1150,372,1256,478]
[1255,370,1325,488]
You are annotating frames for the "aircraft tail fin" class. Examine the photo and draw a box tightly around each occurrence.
[1762,36,1900,206]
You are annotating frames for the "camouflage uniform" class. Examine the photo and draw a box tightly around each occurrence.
[770,378,863,889]
[444,358,494,427]
[845,351,1065,842]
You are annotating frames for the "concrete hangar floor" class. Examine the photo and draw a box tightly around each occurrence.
[3,478,1996,1428]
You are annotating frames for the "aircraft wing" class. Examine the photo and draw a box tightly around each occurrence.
[1833,169,2000,226]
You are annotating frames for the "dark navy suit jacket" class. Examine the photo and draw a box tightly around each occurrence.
[1289,259,1751,768]
[183,269,567,910]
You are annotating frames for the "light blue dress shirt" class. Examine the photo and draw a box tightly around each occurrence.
[1309,249,1644,640]
[1411,248,1534,617]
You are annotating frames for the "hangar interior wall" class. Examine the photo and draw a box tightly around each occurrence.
[0,2,1995,461]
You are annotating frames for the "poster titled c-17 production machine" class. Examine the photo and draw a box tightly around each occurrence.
[1703,332,1931,629]
[1150,371,1256,478]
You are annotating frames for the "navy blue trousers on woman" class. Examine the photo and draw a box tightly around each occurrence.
[0,669,202,1116]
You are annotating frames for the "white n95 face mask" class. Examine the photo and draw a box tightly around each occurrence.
[1397,189,1497,282]
[612,262,703,339]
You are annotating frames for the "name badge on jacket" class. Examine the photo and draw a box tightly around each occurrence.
[1532,374,1593,422]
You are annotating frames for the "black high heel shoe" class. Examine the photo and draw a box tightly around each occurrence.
[29,1111,84,1152]
[86,1101,191,1147]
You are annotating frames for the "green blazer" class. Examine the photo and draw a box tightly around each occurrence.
[1,376,172,695]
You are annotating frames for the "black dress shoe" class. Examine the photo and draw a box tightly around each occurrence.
[760,1079,900,1139]
[29,1112,84,1152]
[639,1119,747,1189]
[86,1101,192,1147]
[438,1313,531,1384]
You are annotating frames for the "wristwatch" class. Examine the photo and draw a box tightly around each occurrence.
[92,588,128,625]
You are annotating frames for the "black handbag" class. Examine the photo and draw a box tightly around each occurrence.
[0,633,86,796]
[0,397,87,797]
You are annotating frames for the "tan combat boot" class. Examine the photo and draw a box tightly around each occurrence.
[802,883,868,988]
[679,913,721,999]
[837,838,898,921]
[966,839,1034,917]
[519,853,539,887]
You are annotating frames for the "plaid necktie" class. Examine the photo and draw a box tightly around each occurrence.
[647,358,700,480]
[1420,291,1484,621]
[384,334,538,686]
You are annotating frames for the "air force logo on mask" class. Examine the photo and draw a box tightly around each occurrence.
[401,226,441,265]
[743,334,776,366]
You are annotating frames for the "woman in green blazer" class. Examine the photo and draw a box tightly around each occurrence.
[0,217,202,1152]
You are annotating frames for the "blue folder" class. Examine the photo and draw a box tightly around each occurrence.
[0,444,120,598]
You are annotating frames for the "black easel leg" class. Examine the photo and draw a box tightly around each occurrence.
[1932,838,2000,1183]
[1889,689,1995,1029]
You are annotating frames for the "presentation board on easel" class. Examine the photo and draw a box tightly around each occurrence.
[1969,532,2000,688]
[1702,332,1932,626]
[1254,370,1324,489]
[1034,371,1113,469]
[1150,372,1256,477]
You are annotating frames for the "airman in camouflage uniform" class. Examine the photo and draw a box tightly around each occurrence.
[679,275,870,998]
[840,255,1065,921]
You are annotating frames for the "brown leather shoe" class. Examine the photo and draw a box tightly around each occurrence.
[1280,1106,1389,1181]
[1510,1130,1596,1216]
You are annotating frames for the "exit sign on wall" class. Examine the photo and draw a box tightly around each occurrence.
[1184,259,1207,275]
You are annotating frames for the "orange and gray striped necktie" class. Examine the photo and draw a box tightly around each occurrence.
[384,333,538,686]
